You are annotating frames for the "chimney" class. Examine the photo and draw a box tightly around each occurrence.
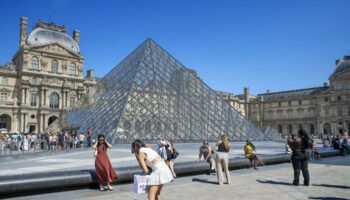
[87,69,94,78]
[20,17,28,47]
[266,89,271,94]
[335,59,340,65]
[73,30,80,44]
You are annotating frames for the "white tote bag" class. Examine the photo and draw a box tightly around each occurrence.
[133,175,150,194]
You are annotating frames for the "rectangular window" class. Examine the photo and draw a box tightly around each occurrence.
[325,107,330,116]
[299,100,302,105]
[70,97,75,107]
[31,93,37,106]
[0,77,8,85]
[325,97,328,102]
[338,96,341,101]
[32,77,37,85]
[0,93,7,105]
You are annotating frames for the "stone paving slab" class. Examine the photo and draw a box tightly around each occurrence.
[5,156,350,200]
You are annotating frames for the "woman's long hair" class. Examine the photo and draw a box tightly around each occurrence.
[246,139,256,151]
[221,135,230,151]
[131,139,146,153]
[298,129,311,148]
[97,134,105,147]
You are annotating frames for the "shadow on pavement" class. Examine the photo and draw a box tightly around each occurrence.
[312,184,350,189]
[256,179,291,186]
[309,197,349,200]
[192,178,218,185]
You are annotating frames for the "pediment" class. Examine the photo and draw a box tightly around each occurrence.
[29,43,80,58]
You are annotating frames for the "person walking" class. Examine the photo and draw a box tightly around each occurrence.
[199,140,216,174]
[158,137,176,177]
[132,139,173,200]
[79,133,85,148]
[93,134,118,191]
[215,135,231,185]
[86,128,92,147]
[288,129,311,186]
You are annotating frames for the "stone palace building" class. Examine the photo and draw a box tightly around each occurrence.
[220,57,350,137]
[1,17,348,138]
[0,17,95,133]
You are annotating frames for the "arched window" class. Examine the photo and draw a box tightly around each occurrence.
[51,60,58,73]
[31,56,39,70]
[49,92,59,109]
[69,63,76,75]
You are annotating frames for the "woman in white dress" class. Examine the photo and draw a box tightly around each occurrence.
[132,139,173,200]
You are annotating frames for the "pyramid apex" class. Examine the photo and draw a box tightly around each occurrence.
[145,37,155,43]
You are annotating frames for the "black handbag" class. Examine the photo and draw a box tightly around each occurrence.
[172,149,179,159]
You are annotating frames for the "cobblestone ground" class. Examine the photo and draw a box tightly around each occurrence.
[6,156,350,200]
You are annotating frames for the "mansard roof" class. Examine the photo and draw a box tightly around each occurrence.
[257,86,329,101]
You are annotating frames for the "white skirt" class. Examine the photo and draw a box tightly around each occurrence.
[147,161,174,185]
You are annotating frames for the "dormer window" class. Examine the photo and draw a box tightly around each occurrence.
[51,60,58,73]
[31,56,39,70]
[69,63,76,75]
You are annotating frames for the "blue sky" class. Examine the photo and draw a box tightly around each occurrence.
[1,0,350,95]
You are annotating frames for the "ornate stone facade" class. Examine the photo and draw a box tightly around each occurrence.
[0,17,96,133]
[222,57,350,137]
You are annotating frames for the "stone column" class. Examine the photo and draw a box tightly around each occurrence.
[21,88,25,104]
[40,90,45,107]
[65,92,68,107]
[25,88,29,105]
[44,90,47,107]
[23,113,26,133]
[43,114,46,131]
[61,92,65,109]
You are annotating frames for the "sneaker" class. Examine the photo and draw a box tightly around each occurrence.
[107,185,113,190]
[99,186,106,191]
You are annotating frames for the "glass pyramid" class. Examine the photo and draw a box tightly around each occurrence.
[67,39,267,143]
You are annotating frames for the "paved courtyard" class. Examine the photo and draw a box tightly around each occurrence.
[5,156,350,200]
[0,141,289,176]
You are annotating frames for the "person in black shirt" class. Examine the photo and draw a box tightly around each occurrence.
[288,129,310,186]
[215,135,231,185]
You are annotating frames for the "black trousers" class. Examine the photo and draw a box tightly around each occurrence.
[291,151,310,185]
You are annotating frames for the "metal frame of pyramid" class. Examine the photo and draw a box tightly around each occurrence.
[68,39,268,143]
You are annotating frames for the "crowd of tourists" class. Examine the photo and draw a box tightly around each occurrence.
[0,128,92,153]
[331,131,350,156]
[93,127,322,200]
